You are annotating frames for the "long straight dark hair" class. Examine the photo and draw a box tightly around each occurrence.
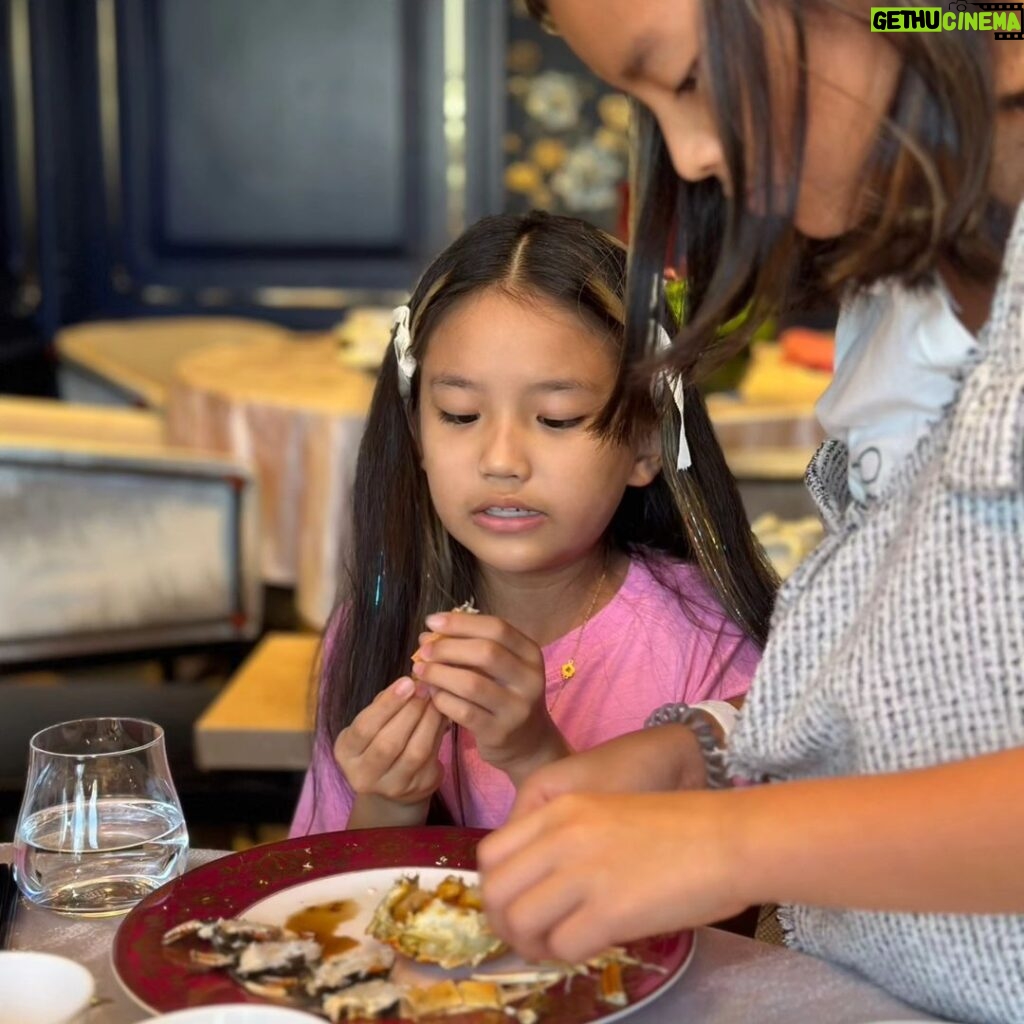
[316,211,777,813]
[526,0,1010,380]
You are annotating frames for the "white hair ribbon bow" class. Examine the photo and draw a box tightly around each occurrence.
[651,307,692,472]
[392,304,416,398]
[654,324,692,472]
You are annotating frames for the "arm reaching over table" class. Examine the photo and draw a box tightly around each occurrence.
[508,723,711,819]
[479,748,1024,964]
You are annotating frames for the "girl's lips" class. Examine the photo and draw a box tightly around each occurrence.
[471,510,546,534]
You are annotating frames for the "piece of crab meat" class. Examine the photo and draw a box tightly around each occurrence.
[162,919,207,945]
[163,917,293,951]
[470,969,565,987]
[235,938,322,978]
[307,944,396,996]
[494,983,558,1004]
[188,949,237,970]
[238,975,302,1001]
[322,979,405,1022]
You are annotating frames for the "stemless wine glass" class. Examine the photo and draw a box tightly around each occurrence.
[13,717,189,916]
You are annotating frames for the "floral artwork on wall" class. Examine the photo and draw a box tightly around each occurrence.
[503,0,629,236]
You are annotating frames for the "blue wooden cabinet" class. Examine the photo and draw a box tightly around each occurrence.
[0,0,505,338]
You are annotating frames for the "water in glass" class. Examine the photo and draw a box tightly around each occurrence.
[13,717,189,915]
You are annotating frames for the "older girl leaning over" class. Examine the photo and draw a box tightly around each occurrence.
[479,5,1024,1023]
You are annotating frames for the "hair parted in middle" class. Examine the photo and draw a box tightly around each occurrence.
[317,211,777,801]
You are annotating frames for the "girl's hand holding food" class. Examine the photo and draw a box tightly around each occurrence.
[413,611,571,787]
[334,675,448,827]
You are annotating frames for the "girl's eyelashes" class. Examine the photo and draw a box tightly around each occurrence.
[436,411,586,430]
[438,411,478,425]
[539,416,585,430]
[675,61,699,96]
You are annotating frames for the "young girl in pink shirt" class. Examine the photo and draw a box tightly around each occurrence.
[290,211,775,835]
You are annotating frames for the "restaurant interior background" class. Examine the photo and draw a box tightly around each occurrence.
[0,0,835,847]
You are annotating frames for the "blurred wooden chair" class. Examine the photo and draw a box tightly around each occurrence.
[0,396,262,666]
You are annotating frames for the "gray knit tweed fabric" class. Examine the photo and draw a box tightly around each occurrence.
[729,203,1024,1024]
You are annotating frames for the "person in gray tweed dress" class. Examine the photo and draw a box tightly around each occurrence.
[477,3,1024,1023]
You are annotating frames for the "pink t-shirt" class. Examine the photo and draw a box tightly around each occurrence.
[290,556,760,835]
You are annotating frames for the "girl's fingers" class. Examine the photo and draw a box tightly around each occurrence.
[431,722,449,758]
[415,661,504,715]
[403,700,448,767]
[415,636,526,688]
[430,689,489,732]
[378,752,443,798]
[420,613,540,667]
[376,705,446,796]
[357,694,433,776]
[342,676,418,757]
[429,705,450,753]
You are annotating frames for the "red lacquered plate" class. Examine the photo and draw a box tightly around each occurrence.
[113,827,695,1022]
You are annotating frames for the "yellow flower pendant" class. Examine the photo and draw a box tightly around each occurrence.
[560,660,576,681]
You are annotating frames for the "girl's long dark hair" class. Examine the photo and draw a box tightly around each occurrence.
[527,0,1010,380]
[316,211,777,817]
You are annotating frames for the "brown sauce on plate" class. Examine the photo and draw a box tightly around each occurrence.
[286,899,360,958]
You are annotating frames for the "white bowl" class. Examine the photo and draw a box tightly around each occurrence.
[140,1008,323,1023]
[0,951,95,1024]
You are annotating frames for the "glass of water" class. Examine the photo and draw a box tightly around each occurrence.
[13,717,189,916]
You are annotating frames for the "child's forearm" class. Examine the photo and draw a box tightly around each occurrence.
[348,793,430,830]
[732,747,1024,914]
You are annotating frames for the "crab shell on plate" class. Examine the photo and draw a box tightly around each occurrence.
[366,874,506,969]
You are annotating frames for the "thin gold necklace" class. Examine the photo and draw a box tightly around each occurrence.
[558,562,609,686]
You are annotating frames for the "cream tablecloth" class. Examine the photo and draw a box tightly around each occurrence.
[166,337,377,627]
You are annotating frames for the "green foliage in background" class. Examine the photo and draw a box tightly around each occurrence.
[662,277,774,393]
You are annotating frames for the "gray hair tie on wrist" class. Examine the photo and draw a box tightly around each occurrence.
[645,702,731,789]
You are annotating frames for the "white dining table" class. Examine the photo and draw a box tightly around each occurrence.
[0,845,947,1024]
